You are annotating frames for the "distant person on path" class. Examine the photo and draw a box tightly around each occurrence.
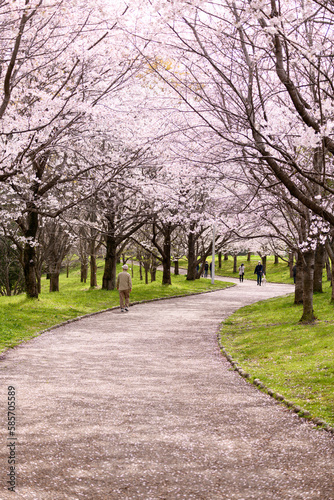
[204,261,209,278]
[238,263,245,282]
[116,264,132,312]
[254,261,264,286]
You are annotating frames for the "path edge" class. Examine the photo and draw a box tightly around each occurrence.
[217,335,334,435]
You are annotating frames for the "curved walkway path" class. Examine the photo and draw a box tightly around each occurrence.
[1,278,334,499]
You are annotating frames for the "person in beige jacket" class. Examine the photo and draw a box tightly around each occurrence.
[116,264,132,312]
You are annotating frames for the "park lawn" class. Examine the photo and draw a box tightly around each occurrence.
[178,255,293,284]
[220,281,334,426]
[0,261,232,354]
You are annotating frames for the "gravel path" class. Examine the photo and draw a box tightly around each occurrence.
[1,278,334,499]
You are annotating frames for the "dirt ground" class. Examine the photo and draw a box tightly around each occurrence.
[1,278,333,499]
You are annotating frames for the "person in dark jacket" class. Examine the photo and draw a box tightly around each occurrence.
[238,263,245,282]
[254,261,264,286]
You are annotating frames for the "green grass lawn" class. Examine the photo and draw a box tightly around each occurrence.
[220,281,334,427]
[178,254,293,284]
[0,261,232,354]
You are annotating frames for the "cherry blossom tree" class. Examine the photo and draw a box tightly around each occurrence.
[0,0,148,297]
[131,0,334,321]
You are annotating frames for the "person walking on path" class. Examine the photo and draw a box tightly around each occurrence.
[238,263,245,282]
[116,264,132,312]
[254,261,264,286]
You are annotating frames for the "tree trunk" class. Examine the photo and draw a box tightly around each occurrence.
[288,252,294,278]
[247,252,251,261]
[186,227,197,280]
[90,238,97,288]
[49,272,60,292]
[174,260,179,275]
[313,242,325,293]
[224,253,228,261]
[274,255,279,264]
[294,253,303,305]
[233,255,237,273]
[150,267,157,282]
[162,234,171,285]
[300,250,316,323]
[102,232,117,290]
[218,251,222,268]
[325,255,331,282]
[22,210,39,298]
[81,261,88,283]
[327,242,334,302]
[261,256,267,274]
[90,254,97,288]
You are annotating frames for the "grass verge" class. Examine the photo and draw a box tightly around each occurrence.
[0,261,232,354]
[219,281,334,426]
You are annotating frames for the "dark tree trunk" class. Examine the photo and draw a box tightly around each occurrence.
[81,261,88,283]
[233,255,237,273]
[294,253,303,305]
[218,252,222,268]
[150,267,157,282]
[261,256,267,274]
[197,262,204,279]
[22,210,39,298]
[247,252,251,262]
[274,255,279,264]
[90,254,97,288]
[35,254,43,295]
[313,242,325,293]
[139,261,143,280]
[186,228,197,280]
[300,250,316,323]
[327,242,334,302]
[23,243,39,298]
[151,222,174,285]
[325,255,331,282]
[162,234,171,285]
[174,260,179,275]
[90,237,97,288]
[102,232,117,290]
[49,272,60,292]
[288,252,294,278]
[224,253,228,261]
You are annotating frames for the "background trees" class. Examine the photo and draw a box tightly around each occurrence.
[130,0,334,322]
